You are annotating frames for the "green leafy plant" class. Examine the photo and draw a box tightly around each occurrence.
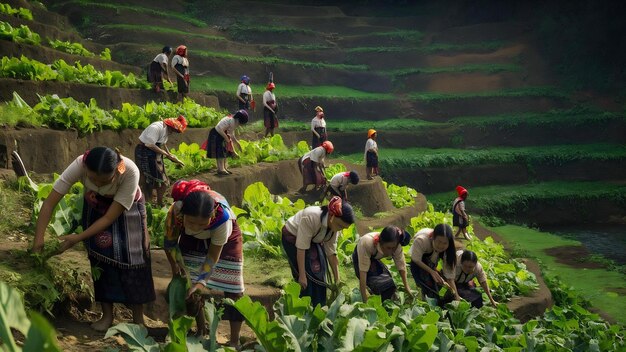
[99,47,111,61]
[0,281,62,352]
[47,39,95,57]
[0,3,33,20]
[0,21,40,44]
[383,181,417,208]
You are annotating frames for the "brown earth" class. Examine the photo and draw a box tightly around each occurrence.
[544,246,607,269]
[398,71,546,93]
[0,78,220,110]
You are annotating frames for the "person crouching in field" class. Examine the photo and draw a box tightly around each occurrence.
[353,226,413,302]
[409,224,457,304]
[32,147,155,331]
[281,196,355,307]
[441,250,498,308]
[452,185,471,240]
[148,46,172,93]
[365,129,379,180]
[135,115,186,207]
[164,180,244,347]
[298,141,334,193]
[206,110,249,176]
[321,170,359,201]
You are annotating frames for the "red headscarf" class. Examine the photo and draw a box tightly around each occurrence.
[328,196,343,216]
[456,185,468,198]
[176,45,187,57]
[171,180,210,201]
[163,115,188,133]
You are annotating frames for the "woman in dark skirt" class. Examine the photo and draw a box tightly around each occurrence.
[236,75,253,110]
[281,196,355,307]
[32,147,155,331]
[164,180,244,347]
[148,46,172,93]
[171,45,190,103]
[135,115,186,206]
[311,106,327,148]
[298,141,334,192]
[365,129,379,180]
[441,250,498,308]
[409,224,457,305]
[206,110,249,175]
[452,185,471,240]
[262,82,278,137]
[353,226,413,302]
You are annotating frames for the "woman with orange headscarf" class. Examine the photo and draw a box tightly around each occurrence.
[171,45,190,103]
[365,129,379,180]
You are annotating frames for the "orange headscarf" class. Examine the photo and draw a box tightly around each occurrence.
[176,45,187,57]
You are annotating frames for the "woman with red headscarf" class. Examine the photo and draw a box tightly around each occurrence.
[452,186,471,240]
[135,115,186,206]
[281,196,355,307]
[164,180,244,347]
[298,141,334,192]
[262,82,278,137]
[171,45,190,103]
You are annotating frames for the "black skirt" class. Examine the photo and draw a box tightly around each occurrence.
[174,63,189,93]
[311,127,327,148]
[352,249,396,301]
[366,150,378,168]
[263,107,278,129]
[206,128,231,159]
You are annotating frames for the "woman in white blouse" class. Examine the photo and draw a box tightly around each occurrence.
[281,196,355,307]
[444,250,498,308]
[353,226,413,302]
[311,106,327,148]
[32,147,155,331]
[205,110,249,175]
[262,82,278,137]
[171,45,190,103]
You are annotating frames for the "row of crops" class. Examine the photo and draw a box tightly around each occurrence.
[4,180,624,350]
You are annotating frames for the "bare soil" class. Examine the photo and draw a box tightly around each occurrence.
[544,245,607,269]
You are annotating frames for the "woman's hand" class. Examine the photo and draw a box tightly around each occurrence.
[430,270,445,285]
[168,154,185,166]
[57,234,80,254]
[298,273,308,290]
[186,282,205,299]
[490,299,499,307]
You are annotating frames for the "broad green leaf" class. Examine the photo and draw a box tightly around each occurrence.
[105,323,159,352]
[23,311,62,352]
[0,281,32,351]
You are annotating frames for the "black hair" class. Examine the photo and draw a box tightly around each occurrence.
[163,46,172,54]
[380,226,411,247]
[433,223,456,270]
[461,250,478,264]
[181,191,215,218]
[349,171,360,185]
[84,147,120,174]
[320,201,355,225]
[233,110,249,125]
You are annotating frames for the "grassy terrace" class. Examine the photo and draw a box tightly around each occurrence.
[426,181,626,215]
[194,76,393,99]
[276,118,441,132]
[386,63,523,77]
[345,40,507,53]
[98,24,225,41]
[449,108,625,127]
[192,49,368,71]
[51,0,206,27]
[488,224,626,324]
[407,86,570,101]
[339,143,626,168]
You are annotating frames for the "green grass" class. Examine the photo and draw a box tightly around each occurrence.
[99,24,225,41]
[346,41,506,54]
[426,181,626,218]
[0,181,33,236]
[387,63,523,77]
[192,49,368,71]
[194,76,393,100]
[450,108,625,128]
[408,86,571,101]
[53,0,206,27]
[261,44,334,50]
[489,224,626,324]
[339,143,626,169]
[276,119,441,132]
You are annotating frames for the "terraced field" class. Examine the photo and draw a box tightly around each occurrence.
[0,0,624,350]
